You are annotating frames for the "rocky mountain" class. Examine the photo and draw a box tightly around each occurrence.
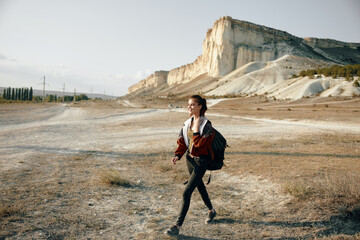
[128,16,360,99]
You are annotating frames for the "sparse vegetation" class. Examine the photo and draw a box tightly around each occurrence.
[1,100,359,239]
[1,87,91,103]
[227,132,360,227]
[299,64,360,80]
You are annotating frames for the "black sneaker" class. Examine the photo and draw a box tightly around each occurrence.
[205,209,217,224]
[164,225,180,236]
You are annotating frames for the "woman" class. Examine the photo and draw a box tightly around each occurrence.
[165,95,217,236]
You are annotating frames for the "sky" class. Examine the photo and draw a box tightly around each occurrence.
[0,0,359,97]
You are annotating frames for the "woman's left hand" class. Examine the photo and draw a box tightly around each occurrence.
[172,156,179,165]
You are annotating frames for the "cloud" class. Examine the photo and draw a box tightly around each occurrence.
[0,53,17,61]
[135,69,153,80]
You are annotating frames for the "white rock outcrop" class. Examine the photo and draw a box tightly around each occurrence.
[128,71,168,93]
[128,16,360,95]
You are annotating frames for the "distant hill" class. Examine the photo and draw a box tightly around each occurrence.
[127,16,360,100]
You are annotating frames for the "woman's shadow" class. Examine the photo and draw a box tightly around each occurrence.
[177,236,217,240]
[175,218,240,240]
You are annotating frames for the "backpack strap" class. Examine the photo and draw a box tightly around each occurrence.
[207,128,216,161]
[206,171,212,185]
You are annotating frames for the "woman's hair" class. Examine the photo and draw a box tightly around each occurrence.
[190,95,207,116]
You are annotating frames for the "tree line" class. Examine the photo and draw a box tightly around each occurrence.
[2,87,33,101]
[63,94,89,102]
[296,64,360,80]
[1,87,91,103]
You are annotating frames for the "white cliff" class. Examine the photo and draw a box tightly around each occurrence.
[128,71,168,93]
[128,16,360,95]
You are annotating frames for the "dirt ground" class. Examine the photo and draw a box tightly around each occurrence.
[1,97,359,239]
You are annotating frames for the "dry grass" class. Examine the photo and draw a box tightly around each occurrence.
[140,150,189,183]
[317,234,360,240]
[210,96,360,124]
[0,153,108,239]
[224,132,360,238]
[0,204,25,220]
[1,134,359,239]
[1,99,360,239]
[283,172,360,217]
[98,168,132,187]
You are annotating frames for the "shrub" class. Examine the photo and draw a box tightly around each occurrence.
[99,168,132,187]
[353,80,360,87]
[284,181,312,200]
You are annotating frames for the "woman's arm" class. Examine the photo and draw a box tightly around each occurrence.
[174,128,187,160]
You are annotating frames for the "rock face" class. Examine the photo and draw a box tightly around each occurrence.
[128,71,168,93]
[128,16,360,94]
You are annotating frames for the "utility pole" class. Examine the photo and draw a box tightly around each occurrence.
[43,76,45,103]
[39,76,47,104]
[61,83,65,102]
[73,88,76,103]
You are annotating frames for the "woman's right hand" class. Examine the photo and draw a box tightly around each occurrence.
[172,156,179,165]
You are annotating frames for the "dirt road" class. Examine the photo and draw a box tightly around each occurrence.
[2,101,358,170]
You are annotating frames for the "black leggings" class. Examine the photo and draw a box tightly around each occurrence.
[176,155,213,226]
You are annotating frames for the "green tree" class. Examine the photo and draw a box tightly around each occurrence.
[34,96,42,102]
[17,88,21,100]
[7,87,11,100]
[21,88,24,101]
[299,70,306,77]
[76,94,89,101]
[3,89,6,99]
[26,88,29,101]
[64,95,73,102]
[29,87,33,101]
[323,68,331,77]
[353,80,360,88]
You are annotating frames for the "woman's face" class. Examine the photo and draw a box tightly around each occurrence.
[188,98,201,116]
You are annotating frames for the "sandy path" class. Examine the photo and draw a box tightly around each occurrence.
[2,104,359,171]
[0,106,173,170]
